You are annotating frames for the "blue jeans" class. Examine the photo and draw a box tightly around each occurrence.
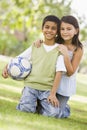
[37,93,70,118]
[16,87,70,118]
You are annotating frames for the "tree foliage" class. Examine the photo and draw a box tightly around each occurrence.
[0,0,87,56]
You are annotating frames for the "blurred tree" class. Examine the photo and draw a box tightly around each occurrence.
[0,0,87,56]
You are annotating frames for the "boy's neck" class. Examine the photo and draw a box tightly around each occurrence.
[43,39,55,46]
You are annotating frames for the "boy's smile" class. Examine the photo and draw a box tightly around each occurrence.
[42,21,58,41]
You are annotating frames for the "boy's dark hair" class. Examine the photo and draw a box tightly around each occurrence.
[42,15,60,27]
[42,15,60,38]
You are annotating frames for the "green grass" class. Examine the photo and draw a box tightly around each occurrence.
[0,60,87,130]
[76,74,87,96]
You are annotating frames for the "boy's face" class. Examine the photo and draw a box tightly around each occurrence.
[42,21,58,41]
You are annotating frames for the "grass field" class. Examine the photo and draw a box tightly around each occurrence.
[0,59,87,130]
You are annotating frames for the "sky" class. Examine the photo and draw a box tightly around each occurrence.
[71,0,87,20]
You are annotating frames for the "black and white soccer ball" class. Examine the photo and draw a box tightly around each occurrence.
[7,57,32,80]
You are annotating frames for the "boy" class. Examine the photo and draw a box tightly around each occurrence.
[2,15,66,117]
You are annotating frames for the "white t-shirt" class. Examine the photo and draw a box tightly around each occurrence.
[19,43,66,72]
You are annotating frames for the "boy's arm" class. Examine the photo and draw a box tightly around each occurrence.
[18,45,32,60]
[33,39,42,47]
[48,54,66,107]
[47,71,62,107]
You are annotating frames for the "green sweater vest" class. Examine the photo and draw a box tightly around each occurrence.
[24,44,59,90]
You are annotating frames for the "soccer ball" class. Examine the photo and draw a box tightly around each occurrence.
[7,57,32,80]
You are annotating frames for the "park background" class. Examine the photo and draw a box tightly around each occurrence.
[0,0,87,130]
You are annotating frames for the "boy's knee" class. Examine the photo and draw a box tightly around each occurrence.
[42,106,59,117]
[16,104,36,113]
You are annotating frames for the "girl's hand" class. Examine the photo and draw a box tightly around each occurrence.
[2,65,9,78]
[58,44,68,56]
[33,39,43,48]
[47,94,59,107]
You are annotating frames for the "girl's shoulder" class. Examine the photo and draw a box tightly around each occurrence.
[74,46,83,53]
[73,47,83,59]
[68,46,83,59]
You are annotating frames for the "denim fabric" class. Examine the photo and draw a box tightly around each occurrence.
[56,94,70,118]
[37,93,70,118]
[16,87,70,118]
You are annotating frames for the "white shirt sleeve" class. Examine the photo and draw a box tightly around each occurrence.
[56,55,66,72]
[18,45,32,60]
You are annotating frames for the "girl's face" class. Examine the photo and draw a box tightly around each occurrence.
[60,22,78,42]
[42,21,58,41]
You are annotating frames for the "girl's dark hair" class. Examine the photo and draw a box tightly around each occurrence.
[42,15,60,40]
[57,15,83,49]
